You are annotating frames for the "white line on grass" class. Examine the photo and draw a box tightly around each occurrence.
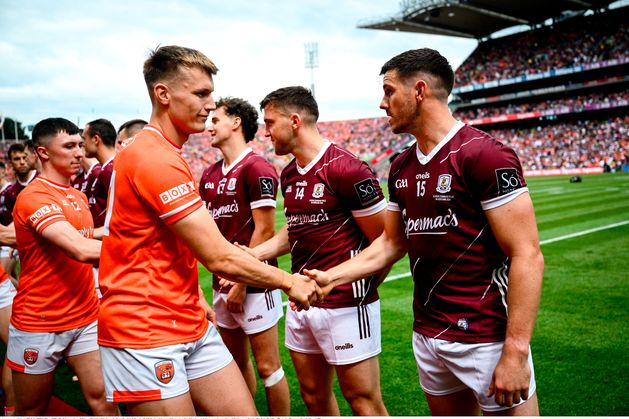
[283,220,629,305]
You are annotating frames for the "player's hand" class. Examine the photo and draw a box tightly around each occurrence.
[218,277,237,289]
[199,293,217,327]
[303,268,335,297]
[226,283,246,313]
[282,273,321,310]
[234,242,260,260]
[487,342,531,407]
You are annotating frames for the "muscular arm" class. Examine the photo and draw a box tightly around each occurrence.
[305,210,408,294]
[41,221,102,264]
[170,206,319,308]
[485,192,544,406]
[354,209,390,285]
[250,224,290,261]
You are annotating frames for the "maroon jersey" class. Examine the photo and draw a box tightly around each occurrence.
[72,162,101,194]
[88,158,112,228]
[3,171,37,225]
[0,183,13,226]
[199,148,279,293]
[388,122,528,343]
[282,141,386,309]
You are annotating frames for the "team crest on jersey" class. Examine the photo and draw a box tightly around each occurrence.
[456,318,469,331]
[312,183,325,198]
[259,177,274,196]
[227,178,237,191]
[154,360,175,384]
[436,174,452,193]
[24,348,39,365]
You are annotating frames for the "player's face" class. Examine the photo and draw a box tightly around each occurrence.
[9,151,30,175]
[82,125,98,158]
[262,104,296,156]
[167,66,216,136]
[44,132,85,178]
[208,106,234,148]
[380,69,417,134]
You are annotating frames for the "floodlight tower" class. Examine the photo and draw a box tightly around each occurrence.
[304,42,319,98]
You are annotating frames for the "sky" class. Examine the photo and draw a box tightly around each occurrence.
[0,0,479,130]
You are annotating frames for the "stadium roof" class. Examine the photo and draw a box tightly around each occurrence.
[358,0,617,39]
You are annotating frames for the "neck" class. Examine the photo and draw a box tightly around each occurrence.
[97,147,116,165]
[413,104,458,156]
[293,128,325,168]
[220,139,248,167]
[149,111,190,147]
[16,170,34,184]
[40,167,69,185]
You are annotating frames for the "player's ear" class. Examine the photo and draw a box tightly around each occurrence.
[154,83,169,105]
[290,113,301,129]
[414,79,427,102]
[232,116,242,131]
[36,145,49,162]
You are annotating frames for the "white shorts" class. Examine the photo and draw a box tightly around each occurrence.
[413,332,537,412]
[285,301,381,365]
[213,289,283,334]
[0,246,11,259]
[7,321,99,374]
[100,324,233,403]
[0,278,16,309]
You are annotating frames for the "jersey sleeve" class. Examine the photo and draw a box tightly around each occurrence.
[333,157,386,217]
[467,141,529,210]
[245,158,278,210]
[131,153,202,224]
[16,190,66,234]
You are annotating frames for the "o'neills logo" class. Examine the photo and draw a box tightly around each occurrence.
[335,343,354,351]
[247,314,263,322]
[154,360,175,384]
[287,209,329,227]
[24,348,39,365]
[404,208,458,235]
[211,200,239,219]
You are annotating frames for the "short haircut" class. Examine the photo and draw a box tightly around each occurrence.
[85,118,117,148]
[216,97,259,143]
[7,143,25,160]
[143,45,218,100]
[32,118,80,148]
[259,86,319,124]
[380,48,454,101]
[24,139,36,153]
[117,119,148,136]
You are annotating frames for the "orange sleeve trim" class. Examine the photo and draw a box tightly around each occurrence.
[6,358,24,373]
[113,389,162,402]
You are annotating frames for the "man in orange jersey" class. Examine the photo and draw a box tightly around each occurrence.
[98,45,320,416]
[7,118,117,416]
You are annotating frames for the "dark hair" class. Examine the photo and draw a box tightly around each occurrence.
[380,48,454,99]
[24,139,36,153]
[117,119,148,135]
[143,45,218,99]
[0,161,5,170]
[216,97,259,142]
[7,143,25,160]
[86,118,117,147]
[32,118,79,148]
[259,86,319,123]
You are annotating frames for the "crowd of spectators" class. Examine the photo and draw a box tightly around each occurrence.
[454,89,629,120]
[455,12,628,87]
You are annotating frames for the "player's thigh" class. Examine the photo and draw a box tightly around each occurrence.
[126,393,196,416]
[290,350,335,395]
[0,305,11,343]
[65,349,106,399]
[424,387,481,416]
[189,360,257,416]
[335,355,383,399]
[484,393,539,416]
[218,326,250,367]
[12,370,55,415]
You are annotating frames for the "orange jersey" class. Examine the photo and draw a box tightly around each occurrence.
[98,126,207,349]
[11,177,99,332]
[0,263,8,285]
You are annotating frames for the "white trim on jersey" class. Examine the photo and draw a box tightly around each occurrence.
[387,201,401,212]
[351,199,387,218]
[250,198,276,209]
[481,187,529,210]
[159,196,202,220]
[35,177,69,191]
[297,140,331,175]
[415,121,465,165]
[221,148,252,176]
[36,214,65,233]
[490,263,510,313]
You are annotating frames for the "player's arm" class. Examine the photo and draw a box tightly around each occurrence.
[0,223,16,247]
[305,209,408,295]
[226,206,276,313]
[41,221,101,264]
[249,224,290,261]
[354,208,390,285]
[170,206,320,308]
[92,226,105,240]
[484,192,544,407]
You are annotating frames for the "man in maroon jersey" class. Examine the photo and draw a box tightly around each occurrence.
[304,48,544,416]
[71,155,101,194]
[199,97,290,415]
[83,118,116,298]
[251,86,388,416]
